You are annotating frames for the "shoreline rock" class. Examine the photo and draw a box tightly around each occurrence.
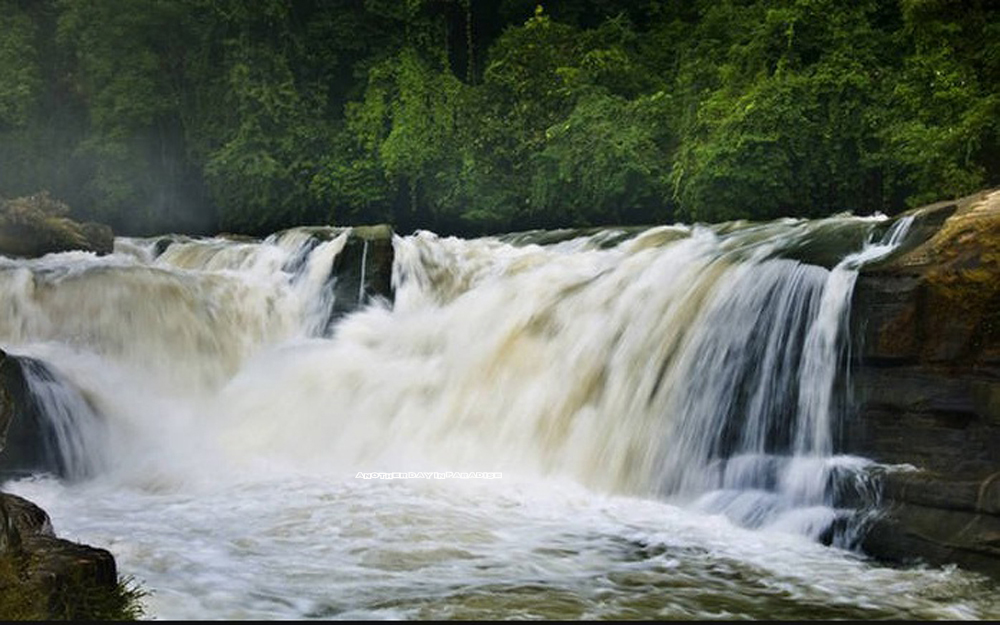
[845,187,1000,579]
[0,491,122,619]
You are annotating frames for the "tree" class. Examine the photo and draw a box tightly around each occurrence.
[55,0,213,233]
[0,1,40,130]
[873,0,1000,208]
[670,0,896,222]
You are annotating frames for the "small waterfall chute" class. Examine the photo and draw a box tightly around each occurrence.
[0,355,108,481]
[667,216,915,544]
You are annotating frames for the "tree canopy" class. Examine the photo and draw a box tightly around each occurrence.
[0,0,996,236]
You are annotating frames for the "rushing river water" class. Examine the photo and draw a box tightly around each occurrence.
[1,218,998,620]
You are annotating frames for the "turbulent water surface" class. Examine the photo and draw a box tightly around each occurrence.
[1,219,998,620]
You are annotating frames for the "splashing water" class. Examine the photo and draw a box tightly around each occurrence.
[2,216,997,620]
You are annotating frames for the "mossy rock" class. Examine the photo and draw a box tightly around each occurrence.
[350,223,394,241]
[0,192,114,259]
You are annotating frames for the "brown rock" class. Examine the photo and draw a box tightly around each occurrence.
[846,187,1000,579]
[0,492,120,619]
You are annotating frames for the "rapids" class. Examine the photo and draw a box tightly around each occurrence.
[1,217,997,620]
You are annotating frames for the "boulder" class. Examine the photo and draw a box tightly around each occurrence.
[0,192,114,258]
[0,491,122,619]
[844,187,1000,578]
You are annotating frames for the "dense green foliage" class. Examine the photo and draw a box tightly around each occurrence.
[0,0,997,236]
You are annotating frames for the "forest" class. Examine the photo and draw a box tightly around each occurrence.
[0,0,997,237]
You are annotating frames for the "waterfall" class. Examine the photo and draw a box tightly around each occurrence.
[358,238,369,303]
[6,356,108,480]
[677,216,914,543]
[0,216,913,546]
[0,228,352,396]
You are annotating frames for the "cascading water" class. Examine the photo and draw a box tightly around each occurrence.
[671,216,917,545]
[0,217,996,620]
[358,239,369,303]
[1,356,108,480]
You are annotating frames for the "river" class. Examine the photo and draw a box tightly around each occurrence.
[1,217,997,619]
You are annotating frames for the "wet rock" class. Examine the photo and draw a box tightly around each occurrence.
[859,471,1000,578]
[852,188,1000,365]
[779,218,877,269]
[0,491,55,552]
[845,187,1000,578]
[1,355,129,618]
[0,492,120,619]
[327,224,395,328]
[0,351,74,479]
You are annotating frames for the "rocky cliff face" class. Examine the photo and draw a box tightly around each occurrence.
[845,188,1000,578]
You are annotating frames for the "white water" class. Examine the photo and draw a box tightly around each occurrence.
[1,218,998,620]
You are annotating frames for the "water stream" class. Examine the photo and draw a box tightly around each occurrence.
[1,217,996,620]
